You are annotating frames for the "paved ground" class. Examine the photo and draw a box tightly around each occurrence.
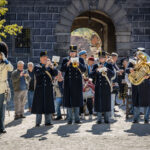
[0,106,150,150]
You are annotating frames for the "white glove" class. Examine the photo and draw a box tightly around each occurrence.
[102,67,107,72]
[98,67,107,72]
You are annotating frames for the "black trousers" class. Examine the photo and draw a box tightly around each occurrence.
[80,98,93,115]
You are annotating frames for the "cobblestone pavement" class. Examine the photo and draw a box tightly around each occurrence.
[0,106,150,150]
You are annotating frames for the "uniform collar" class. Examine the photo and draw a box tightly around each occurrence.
[40,63,45,67]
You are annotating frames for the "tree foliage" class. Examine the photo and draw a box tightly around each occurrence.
[0,0,22,41]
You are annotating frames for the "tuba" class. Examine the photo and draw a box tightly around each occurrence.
[128,51,150,85]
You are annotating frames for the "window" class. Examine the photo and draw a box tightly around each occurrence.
[14,28,31,54]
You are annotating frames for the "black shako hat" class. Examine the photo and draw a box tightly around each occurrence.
[0,41,8,58]
[40,51,48,57]
[70,45,78,52]
[98,51,106,58]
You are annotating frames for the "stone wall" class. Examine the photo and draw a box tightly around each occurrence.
[4,0,150,67]
[116,0,150,54]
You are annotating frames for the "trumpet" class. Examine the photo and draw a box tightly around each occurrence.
[72,61,78,68]
[97,64,107,76]
[53,61,58,68]
[71,57,79,68]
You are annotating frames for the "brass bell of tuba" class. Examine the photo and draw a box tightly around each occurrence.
[128,51,150,85]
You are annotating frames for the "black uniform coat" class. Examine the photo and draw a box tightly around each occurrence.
[90,62,114,112]
[126,62,150,107]
[61,57,86,108]
[32,64,58,114]
[118,66,126,98]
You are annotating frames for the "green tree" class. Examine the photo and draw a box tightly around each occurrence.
[0,0,22,41]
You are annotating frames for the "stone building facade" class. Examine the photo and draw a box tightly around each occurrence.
[4,0,150,65]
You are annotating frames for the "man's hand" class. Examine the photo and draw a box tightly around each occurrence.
[130,68,134,73]
[76,62,79,67]
[24,73,29,77]
[20,72,24,77]
[98,64,103,68]
[119,70,124,75]
[67,59,71,66]
[46,59,54,69]
[145,75,150,79]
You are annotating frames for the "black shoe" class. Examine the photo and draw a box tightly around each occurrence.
[55,116,62,120]
[20,115,26,119]
[97,121,102,124]
[144,120,149,124]
[75,121,82,124]
[114,109,119,112]
[67,121,72,125]
[45,123,53,126]
[35,124,40,127]
[133,120,139,123]
[115,103,119,106]
[0,130,7,134]
[140,112,144,115]
[105,121,110,124]
[14,116,20,120]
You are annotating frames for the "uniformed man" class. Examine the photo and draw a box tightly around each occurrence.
[32,51,58,127]
[78,50,88,119]
[0,42,13,134]
[126,48,150,123]
[90,51,114,124]
[61,46,86,124]
[111,52,120,106]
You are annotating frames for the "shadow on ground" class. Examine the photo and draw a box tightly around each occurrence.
[52,124,80,137]
[21,126,53,140]
[125,123,150,136]
[5,119,23,128]
[87,124,111,135]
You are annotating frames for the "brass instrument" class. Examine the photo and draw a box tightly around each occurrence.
[52,56,60,68]
[128,52,150,85]
[72,61,78,68]
[97,64,107,76]
[71,57,79,68]
[53,61,58,67]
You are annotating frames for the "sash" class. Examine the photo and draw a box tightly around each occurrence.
[102,72,113,92]
[45,70,52,81]
[98,63,113,92]
[39,64,53,81]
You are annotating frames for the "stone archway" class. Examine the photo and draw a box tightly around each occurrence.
[54,0,132,57]
[71,10,116,54]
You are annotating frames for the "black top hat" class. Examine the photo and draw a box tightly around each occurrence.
[0,42,8,58]
[40,51,48,57]
[70,45,77,52]
[120,58,128,66]
[98,51,106,58]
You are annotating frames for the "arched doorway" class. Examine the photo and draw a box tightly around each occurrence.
[71,10,116,55]
[71,27,102,57]
[55,0,131,57]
